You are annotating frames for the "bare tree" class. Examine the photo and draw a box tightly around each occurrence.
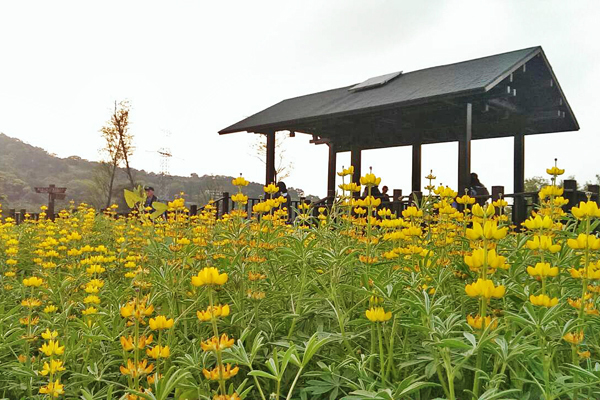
[250,132,294,182]
[100,100,135,207]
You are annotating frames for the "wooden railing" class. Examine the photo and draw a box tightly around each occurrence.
[4,181,599,226]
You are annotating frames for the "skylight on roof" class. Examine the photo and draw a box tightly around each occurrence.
[348,71,402,92]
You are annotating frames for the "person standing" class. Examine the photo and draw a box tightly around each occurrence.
[144,186,158,212]
[469,173,490,205]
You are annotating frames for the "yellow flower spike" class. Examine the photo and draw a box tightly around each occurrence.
[23,276,44,287]
[527,262,559,278]
[472,203,495,218]
[492,199,508,208]
[482,220,507,240]
[202,364,239,381]
[196,304,231,321]
[120,359,154,377]
[529,294,559,307]
[41,329,59,340]
[231,176,249,187]
[120,336,135,351]
[467,314,498,330]
[523,215,553,230]
[263,183,279,194]
[191,267,229,287]
[39,379,64,397]
[466,222,483,240]
[456,195,476,205]
[567,234,600,250]
[571,201,600,220]
[546,166,565,176]
[402,206,423,219]
[526,235,562,253]
[146,345,170,359]
[464,279,506,299]
[149,315,174,330]
[539,185,564,200]
[365,306,392,322]
[40,359,66,376]
[201,333,235,352]
[563,331,584,345]
[39,340,65,357]
[464,248,485,271]
[359,172,381,187]
[337,165,354,177]
[231,193,248,204]
[578,350,591,359]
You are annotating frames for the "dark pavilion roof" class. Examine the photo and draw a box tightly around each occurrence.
[220,46,578,151]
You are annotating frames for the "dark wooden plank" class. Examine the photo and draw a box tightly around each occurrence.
[412,142,421,192]
[513,132,526,226]
[458,103,472,194]
[327,143,337,199]
[265,131,276,185]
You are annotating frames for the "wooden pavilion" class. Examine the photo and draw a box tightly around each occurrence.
[219,46,578,220]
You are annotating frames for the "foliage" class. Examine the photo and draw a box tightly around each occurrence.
[1,164,599,399]
[0,133,313,211]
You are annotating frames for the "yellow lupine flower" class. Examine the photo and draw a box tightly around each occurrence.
[201,333,235,352]
[39,379,64,397]
[41,329,59,340]
[23,277,44,287]
[191,267,228,287]
[120,359,154,377]
[472,203,495,218]
[202,364,239,380]
[570,265,600,280]
[146,345,170,359]
[39,340,65,357]
[571,201,600,220]
[567,234,600,250]
[466,221,507,241]
[360,173,381,187]
[539,185,563,200]
[523,215,553,230]
[365,306,392,322]
[467,314,498,330]
[40,359,66,376]
[337,165,354,177]
[529,294,558,307]
[231,193,248,204]
[527,262,558,278]
[196,304,230,321]
[231,176,249,186]
[149,315,174,330]
[563,331,584,345]
[402,206,423,219]
[456,194,475,205]
[546,166,565,176]
[526,235,561,253]
[465,279,505,299]
[263,183,278,194]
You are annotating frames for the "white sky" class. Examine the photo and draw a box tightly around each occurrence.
[1,0,599,197]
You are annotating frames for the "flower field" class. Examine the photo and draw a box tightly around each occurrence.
[2,165,600,400]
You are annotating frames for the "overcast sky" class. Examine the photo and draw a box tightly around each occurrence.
[1,0,599,198]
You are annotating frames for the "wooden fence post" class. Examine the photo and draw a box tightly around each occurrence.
[491,186,504,202]
[586,184,599,203]
[221,192,230,216]
[189,205,197,216]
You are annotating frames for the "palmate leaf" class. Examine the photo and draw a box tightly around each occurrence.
[124,188,144,208]
[149,202,168,219]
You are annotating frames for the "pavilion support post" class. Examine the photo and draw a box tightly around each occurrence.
[513,132,526,227]
[351,147,361,195]
[412,141,422,192]
[458,103,472,195]
[327,143,337,202]
[265,131,276,185]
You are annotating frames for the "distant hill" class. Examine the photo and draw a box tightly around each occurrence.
[0,133,315,212]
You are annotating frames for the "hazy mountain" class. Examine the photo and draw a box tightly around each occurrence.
[0,133,314,212]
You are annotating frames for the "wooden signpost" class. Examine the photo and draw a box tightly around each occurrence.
[34,184,66,220]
